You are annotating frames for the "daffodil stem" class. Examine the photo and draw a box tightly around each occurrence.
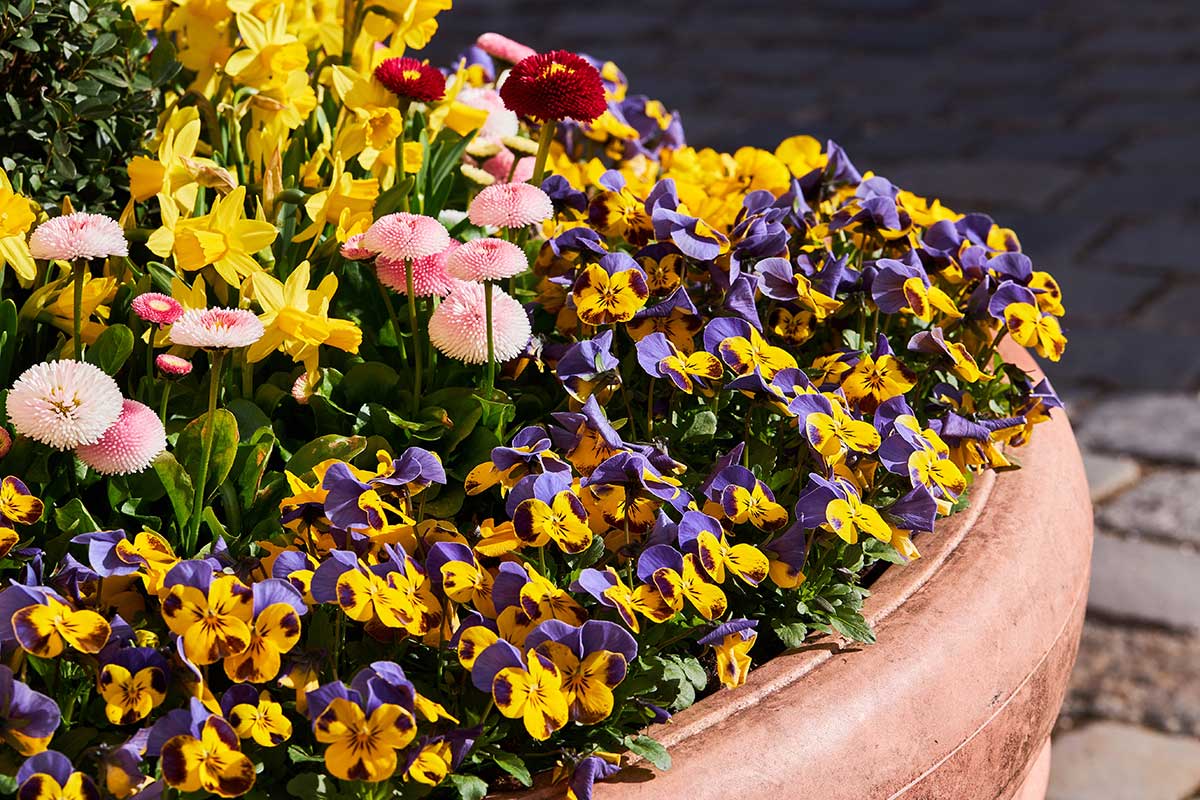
[483,280,495,399]
[405,258,422,414]
[188,349,225,554]
[72,260,85,360]
[530,119,556,187]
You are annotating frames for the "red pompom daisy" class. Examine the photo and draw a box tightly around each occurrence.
[131,292,184,326]
[76,399,166,476]
[374,57,446,104]
[499,50,608,123]
[156,354,193,377]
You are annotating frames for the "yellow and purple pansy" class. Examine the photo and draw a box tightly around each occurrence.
[15,750,100,800]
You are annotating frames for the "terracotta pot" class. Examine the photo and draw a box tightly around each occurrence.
[497,347,1093,799]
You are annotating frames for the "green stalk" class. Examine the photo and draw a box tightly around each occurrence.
[529,119,557,186]
[483,280,495,398]
[405,257,422,413]
[375,273,406,361]
[187,350,225,553]
[71,260,86,360]
[646,378,655,436]
[158,382,172,425]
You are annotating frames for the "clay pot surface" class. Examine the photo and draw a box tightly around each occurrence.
[497,348,1093,799]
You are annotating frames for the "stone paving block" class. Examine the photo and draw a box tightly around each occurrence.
[1059,170,1200,217]
[883,158,1083,210]
[1118,132,1200,169]
[1048,721,1200,800]
[1098,471,1200,545]
[1061,621,1200,737]
[1082,450,1140,504]
[1078,99,1200,132]
[1136,282,1200,334]
[1078,394,1200,464]
[978,129,1117,163]
[1087,530,1200,630]
[1094,216,1200,273]
[1043,328,1200,391]
[1046,264,1160,324]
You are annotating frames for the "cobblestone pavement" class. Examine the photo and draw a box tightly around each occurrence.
[431,1,1200,796]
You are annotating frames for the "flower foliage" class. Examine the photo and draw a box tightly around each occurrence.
[0,5,1069,800]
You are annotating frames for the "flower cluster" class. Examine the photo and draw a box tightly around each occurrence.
[0,7,1068,800]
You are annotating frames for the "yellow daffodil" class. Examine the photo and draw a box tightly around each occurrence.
[244,260,362,379]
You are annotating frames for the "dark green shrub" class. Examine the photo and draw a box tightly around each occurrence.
[0,0,177,212]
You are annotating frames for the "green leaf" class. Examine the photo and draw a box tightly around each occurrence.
[830,612,876,645]
[286,434,366,477]
[680,409,717,442]
[447,774,488,800]
[771,620,808,648]
[176,409,239,498]
[624,734,672,771]
[53,498,96,535]
[491,751,532,787]
[340,362,400,408]
[679,657,708,691]
[285,773,328,798]
[226,398,273,442]
[151,451,194,532]
[86,323,134,375]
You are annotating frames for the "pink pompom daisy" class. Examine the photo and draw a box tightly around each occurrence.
[445,238,528,282]
[377,241,460,298]
[5,360,124,449]
[362,213,451,262]
[131,293,184,326]
[475,32,537,64]
[156,354,193,377]
[340,234,374,261]
[481,148,535,185]
[0,427,11,460]
[169,308,264,349]
[28,212,128,261]
[291,372,315,405]
[468,183,554,229]
[428,281,531,365]
[76,399,166,476]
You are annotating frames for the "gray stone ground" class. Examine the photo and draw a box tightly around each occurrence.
[430,2,1200,795]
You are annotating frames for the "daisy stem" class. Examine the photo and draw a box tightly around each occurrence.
[158,382,172,425]
[405,258,422,414]
[144,322,158,393]
[529,119,557,187]
[72,259,86,360]
[375,273,406,361]
[483,280,495,399]
[188,349,225,553]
